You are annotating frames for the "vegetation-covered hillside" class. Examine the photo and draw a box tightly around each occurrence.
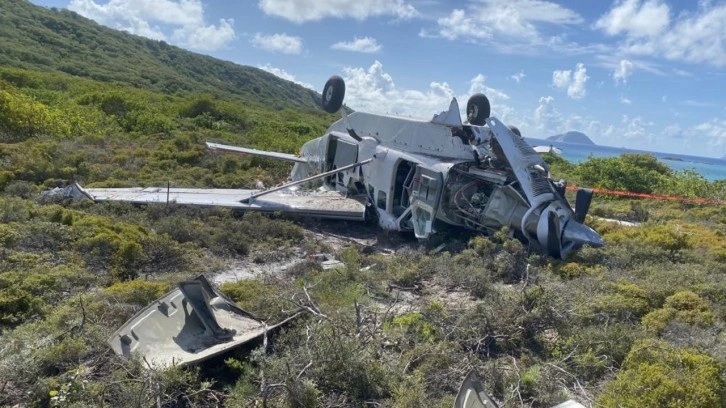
[0,1,725,407]
[0,0,321,111]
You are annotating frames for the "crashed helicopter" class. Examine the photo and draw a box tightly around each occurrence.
[72,75,603,259]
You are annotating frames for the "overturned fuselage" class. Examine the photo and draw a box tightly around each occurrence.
[285,97,602,259]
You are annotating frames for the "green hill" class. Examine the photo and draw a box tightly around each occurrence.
[0,0,320,110]
[0,1,337,190]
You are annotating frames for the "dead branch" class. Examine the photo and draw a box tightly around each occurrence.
[510,356,524,407]
[545,362,593,403]
[354,299,362,336]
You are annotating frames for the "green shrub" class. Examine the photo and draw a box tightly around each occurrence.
[0,88,71,141]
[259,321,393,404]
[586,280,652,323]
[0,286,44,325]
[598,339,725,407]
[220,279,278,318]
[642,291,713,333]
[103,279,171,305]
[0,223,20,247]
[552,323,644,382]
[576,154,671,194]
[385,312,436,343]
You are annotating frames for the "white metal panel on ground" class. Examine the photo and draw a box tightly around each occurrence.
[76,184,366,220]
[108,286,267,367]
[108,276,300,368]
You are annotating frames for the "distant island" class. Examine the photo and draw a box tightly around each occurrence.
[546,131,596,145]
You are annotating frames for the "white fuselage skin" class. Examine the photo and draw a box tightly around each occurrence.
[292,110,494,238]
[289,104,603,260]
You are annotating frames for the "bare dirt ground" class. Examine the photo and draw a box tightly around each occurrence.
[211,219,415,285]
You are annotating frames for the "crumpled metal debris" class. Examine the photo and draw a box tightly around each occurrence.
[108,275,299,368]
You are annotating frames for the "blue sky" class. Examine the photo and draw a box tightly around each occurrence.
[29,0,726,158]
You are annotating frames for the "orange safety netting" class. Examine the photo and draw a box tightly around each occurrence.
[564,184,724,205]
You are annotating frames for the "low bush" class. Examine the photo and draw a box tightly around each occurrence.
[642,290,714,334]
[598,339,725,407]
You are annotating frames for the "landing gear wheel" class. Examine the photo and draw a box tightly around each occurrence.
[466,93,490,126]
[321,75,346,113]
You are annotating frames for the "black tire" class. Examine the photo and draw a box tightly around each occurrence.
[508,125,521,137]
[321,75,345,113]
[466,93,490,125]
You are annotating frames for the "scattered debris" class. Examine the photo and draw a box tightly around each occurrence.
[308,253,345,270]
[594,217,640,227]
[454,370,585,408]
[40,184,91,201]
[454,370,499,408]
[431,243,447,254]
[108,275,300,368]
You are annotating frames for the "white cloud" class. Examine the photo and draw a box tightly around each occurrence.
[259,64,314,90]
[468,74,510,103]
[68,0,236,51]
[596,1,726,67]
[694,119,726,148]
[510,71,526,83]
[620,96,632,104]
[659,119,726,153]
[251,33,303,54]
[174,19,235,51]
[594,0,670,38]
[552,63,589,99]
[341,61,511,120]
[258,0,417,23]
[522,95,661,146]
[683,100,715,108]
[431,0,583,50]
[552,70,571,90]
[671,68,693,77]
[532,95,562,135]
[613,59,634,85]
[331,37,382,53]
[621,115,653,141]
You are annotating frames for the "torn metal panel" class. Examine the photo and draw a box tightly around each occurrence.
[77,183,366,221]
[453,370,586,408]
[454,370,499,408]
[551,401,586,408]
[108,276,297,368]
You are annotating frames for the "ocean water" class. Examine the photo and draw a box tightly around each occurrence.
[525,138,726,182]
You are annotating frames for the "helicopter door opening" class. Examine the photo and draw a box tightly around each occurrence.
[410,166,444,239]
[325,136,358,190]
